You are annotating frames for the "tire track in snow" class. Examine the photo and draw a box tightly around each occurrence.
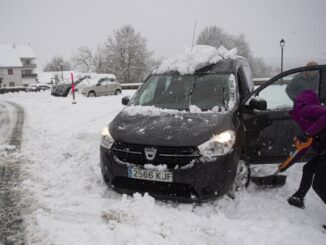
[0,101,24,245]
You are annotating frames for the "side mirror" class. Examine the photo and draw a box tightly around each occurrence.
[249,97,267,110]
[122,96,130,105]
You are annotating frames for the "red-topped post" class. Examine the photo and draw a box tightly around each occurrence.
[71,72,76,104]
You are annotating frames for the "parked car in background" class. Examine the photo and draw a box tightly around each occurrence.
[27,84,51,92]
[79,75,121,97]
[51,76,90,97]
[0,87,27,94]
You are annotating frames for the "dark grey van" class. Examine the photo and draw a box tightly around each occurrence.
[100,57,326,202]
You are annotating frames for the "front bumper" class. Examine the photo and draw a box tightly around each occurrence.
[100,146,239,202]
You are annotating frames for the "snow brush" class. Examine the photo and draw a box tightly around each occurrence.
[251,136,313,187]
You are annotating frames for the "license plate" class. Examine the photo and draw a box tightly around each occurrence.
[128,168,173,182]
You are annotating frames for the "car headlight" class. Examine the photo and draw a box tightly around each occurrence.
[198,130,235,157]
[101,127,114,149]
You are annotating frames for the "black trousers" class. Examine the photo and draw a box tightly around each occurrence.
[293,154,326,203]
[313,156,326,203]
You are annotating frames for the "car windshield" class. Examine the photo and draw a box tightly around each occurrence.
[132,73,235,111]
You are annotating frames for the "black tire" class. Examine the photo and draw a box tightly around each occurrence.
[88,91,96,97]
[115,89,121,95]
[228,161,251,198]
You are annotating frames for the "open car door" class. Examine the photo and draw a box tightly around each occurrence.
[239,65,326,164]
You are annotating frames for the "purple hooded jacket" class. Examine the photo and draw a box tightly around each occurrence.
[289,89,326,153]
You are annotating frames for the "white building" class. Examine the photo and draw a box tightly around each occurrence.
[0,44,37,88]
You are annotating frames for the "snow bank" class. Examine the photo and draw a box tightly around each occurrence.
[154,45,238,75]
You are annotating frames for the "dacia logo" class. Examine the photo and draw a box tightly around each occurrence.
[144,148,157,161]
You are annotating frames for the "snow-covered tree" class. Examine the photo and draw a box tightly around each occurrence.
[250,57,273,78]
[197,26,252,60]
[72,45,108,73]
[196,26,226,49]
[44,56,71,72]
[71,46,94,73]
[196,26,272,77]
[93,45,107,73]
[105,25,152,83]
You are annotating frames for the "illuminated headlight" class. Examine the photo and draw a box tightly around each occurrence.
[101,127,114,149]
[198,130,235,157]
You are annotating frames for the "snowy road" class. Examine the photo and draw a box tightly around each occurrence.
[0,91,325,245]
[0,101,24,244]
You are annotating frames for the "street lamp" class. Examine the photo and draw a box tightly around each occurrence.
[280,39,285,73]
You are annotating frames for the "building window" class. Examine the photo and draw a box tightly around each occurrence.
[22,69,32,75]
[8,69,14,75]
[22,59,31,65]
[9,82,15,87]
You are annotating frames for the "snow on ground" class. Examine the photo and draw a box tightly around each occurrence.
[0,101,17,146]
[0,91,325,245]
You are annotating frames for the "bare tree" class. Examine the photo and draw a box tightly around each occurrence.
[44,56,71,72]
[105,25,152,83]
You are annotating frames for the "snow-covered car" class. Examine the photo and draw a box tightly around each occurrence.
[100,45,326,202]
[80,75,121,97]
[51,76,90,97]
[27,84,51,92]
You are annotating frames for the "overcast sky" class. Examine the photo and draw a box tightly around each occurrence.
[1,0,326,69]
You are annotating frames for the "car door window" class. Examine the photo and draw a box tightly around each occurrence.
[242,63,254,92]
[97,78,104,85]
[242,67,321,163]
[256,69,320,110]
[108,78,116,84]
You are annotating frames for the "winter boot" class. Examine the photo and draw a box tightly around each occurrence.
[287,195,305,209]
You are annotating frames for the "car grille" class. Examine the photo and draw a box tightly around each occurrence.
[112,142,200,169]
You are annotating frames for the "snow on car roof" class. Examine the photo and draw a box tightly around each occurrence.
[75,73,117,89]
[153,45,238,75]
[91,73,116,79]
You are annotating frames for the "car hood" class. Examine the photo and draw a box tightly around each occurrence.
[109,107,234,146]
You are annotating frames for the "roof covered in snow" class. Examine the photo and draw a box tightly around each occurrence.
[0,46,23,67]
[153,45,239,75]
[0,44,36,68]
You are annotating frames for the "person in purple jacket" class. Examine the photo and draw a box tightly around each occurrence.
[287,89,326,215]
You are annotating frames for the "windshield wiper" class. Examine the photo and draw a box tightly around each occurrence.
[188,76,197,108]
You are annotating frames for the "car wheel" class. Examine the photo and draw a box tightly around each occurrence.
[88,91,96,97]
[228,160,250,198]
[115,89,121,95]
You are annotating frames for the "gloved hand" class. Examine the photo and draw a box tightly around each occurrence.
[296,134,311,143]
